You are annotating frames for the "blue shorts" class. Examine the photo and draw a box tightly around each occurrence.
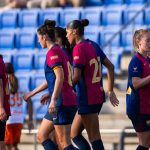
[78,104,103,114]
[128,114,150,132]
[0,120,6,141]
[44,106,77,125]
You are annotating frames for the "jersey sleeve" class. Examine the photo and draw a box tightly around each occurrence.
[128,57,143,78]
[73,46,86,68]
[46,50,62,69]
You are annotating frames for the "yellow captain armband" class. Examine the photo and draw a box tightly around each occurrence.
[53,66,62,70]
[127,86,132,95]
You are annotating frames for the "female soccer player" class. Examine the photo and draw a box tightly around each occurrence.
[66,19,119,150]
[4,63,33,150]
[126,29,150,150]
[24,20,77,150]
[0,55,10,150]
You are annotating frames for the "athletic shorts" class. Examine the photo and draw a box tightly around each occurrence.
[5,123,23,145]
[0,120,6,141]
[44,106,77,125]
[128,114,150,132]
[78,104,103,114]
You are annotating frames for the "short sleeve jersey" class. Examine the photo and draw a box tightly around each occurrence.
[126,53,150,114]
[45,45,76,106]
[7,92,24,124]
[73,40,103,106]
[0,56,10,116]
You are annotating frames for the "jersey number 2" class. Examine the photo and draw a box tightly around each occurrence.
[90,58,101,83]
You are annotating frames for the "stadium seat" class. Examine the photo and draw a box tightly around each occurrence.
[34,51,46,70]
[16,29,36,49]
[32,92,48,120]
[39,8,62,25]
[15,72,31,92]
[100,26,121,47]
[13,52,34,72]
[102,6,123,26]
[1,52,13,63]
[121,28,133,53]
[19,9,39,28]
[104,0,123,5]
[31,72,46,90]
[123,6,144,25]
[85,0,102,6]
[1,9,19,28]
[84,26,100,44]
[144,8,150,25]
[82,7,102,26]
[124,0,145,4]
[103,47,123,75]
[60,8,82,26]
[0,30,15,50]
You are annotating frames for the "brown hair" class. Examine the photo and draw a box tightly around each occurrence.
[5,63,18,94]
[133,29,150,50]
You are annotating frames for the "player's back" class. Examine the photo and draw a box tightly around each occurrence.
[73,41,103,105]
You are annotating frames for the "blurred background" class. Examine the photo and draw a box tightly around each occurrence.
[1,0,150,149]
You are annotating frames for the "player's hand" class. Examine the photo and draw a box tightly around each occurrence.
[48,99,56,114]
[40,93,50,105]
[108,91,119,107]
[0,107,7,121]
[23,92,32,102]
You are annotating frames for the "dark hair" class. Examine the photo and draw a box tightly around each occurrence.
[37,19,56,42]
[66,19,89,35]
[0,55,3,58]
[55,27,71,55]
[5,63,18,94]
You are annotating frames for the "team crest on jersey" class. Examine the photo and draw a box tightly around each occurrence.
[74,56,79,60]
[133,67,138,72]
[50,55,58,60]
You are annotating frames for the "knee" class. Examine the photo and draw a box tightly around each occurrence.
[37,132,46,143]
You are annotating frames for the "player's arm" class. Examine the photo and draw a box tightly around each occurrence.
[24,81,48,102]
[103,58,119,107]
[72,67,82,86]
[132,75,150,89]
[49,66,64,112]
[0,79,7,121]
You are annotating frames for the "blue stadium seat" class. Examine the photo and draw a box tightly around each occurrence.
[103,47,123,75]
[144,8,150,25]
[39,8,62,25]
[34,51,46,70]
[13,52,34,72]
[0,30,15,50]
[102,6,123,26]
[82,7,102,26]
[104,0,123,5]
[100,27,120,47]
[1,9,19,28]
[121,28,133,52]
[31,72,46,90]
[16,29,36,49]
[123,6,144,25]
[85,0,102,7]
[84,26,100,44]
[60,8,82,26]
[15,72,31,92]
[124,0,145,4]
[32,93,48,120]
[19,9,39,28]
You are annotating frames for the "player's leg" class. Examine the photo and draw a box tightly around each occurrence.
[37,112,58,150]
[71,112,91,150]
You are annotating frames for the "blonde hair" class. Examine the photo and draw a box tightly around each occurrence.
[133,29,150,51]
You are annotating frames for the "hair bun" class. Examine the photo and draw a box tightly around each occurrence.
[44,19,56,27]
[81,19,89,27]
